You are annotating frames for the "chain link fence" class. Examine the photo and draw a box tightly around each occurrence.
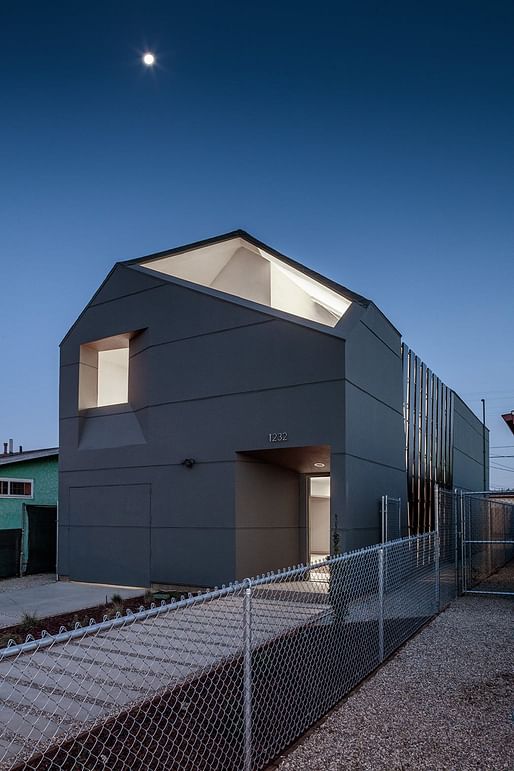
[0,529,454,771]
[460,493,514,595]
[437,487,459,607]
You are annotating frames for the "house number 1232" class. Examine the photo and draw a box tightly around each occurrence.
[268,432,288,443]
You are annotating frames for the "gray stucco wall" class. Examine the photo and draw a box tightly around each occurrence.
[235,460,303,579]
[59,264,348,587]
[452,394,489,491]
[59,259,480,588]
[340,304,408,551]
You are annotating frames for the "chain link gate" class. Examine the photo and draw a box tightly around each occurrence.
[381,495,402,542]
[459,491,514,596]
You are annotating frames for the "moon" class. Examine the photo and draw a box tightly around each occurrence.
[142,52,155,66]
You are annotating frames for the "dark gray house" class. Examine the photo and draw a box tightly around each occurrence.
[59,231,488,588]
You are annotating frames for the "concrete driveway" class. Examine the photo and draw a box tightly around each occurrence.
[0,574,144,629]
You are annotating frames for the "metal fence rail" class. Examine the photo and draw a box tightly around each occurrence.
[0,531,452,771]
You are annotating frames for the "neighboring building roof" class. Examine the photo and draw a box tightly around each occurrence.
[0,448,58,467]
[501,412,514,436]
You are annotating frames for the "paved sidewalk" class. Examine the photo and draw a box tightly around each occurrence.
[274,594,514,771]
[0,575,143,629]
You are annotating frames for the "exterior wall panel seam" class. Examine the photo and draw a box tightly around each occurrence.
[359,320,401,357]
[344,378,404,417]
[60,377,347,420]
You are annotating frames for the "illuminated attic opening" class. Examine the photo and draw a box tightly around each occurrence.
[139,237,351,327]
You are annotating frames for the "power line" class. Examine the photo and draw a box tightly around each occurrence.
[490,464,514,473]
[462,390,514,395]
[465,397,514,403]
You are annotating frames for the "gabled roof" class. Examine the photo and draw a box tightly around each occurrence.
[124,230,370,330]
[61,230,381,346]
[0,448,58,467]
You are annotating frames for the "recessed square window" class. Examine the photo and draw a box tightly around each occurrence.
[79,334,132,409]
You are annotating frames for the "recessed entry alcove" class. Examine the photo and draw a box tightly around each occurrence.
[235,445,331,579]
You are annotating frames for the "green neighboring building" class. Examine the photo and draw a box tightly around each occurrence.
[0,447,58,578]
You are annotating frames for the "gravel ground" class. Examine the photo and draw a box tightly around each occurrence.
[0,573,54,593]
[274,595,513,770]
[471,558,514,593]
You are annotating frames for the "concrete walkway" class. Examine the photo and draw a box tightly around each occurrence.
[0,575,143,629]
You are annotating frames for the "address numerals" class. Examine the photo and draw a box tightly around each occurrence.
[268,432,288,443]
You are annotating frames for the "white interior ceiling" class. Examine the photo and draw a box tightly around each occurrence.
[140,237,351,327]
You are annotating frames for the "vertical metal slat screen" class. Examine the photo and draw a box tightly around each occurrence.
[402,344,454,535]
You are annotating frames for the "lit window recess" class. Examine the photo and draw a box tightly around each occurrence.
[79,334,132,410]
[97,348,129,406]
[0,478,33,498]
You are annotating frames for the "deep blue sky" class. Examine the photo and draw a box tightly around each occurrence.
[1,1,513,487]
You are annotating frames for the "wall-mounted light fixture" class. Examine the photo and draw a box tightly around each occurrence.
[182,458,196,469]
[314,462,326,468]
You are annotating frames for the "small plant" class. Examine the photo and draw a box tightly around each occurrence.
[110,593,123,605]
[18,612,39,634]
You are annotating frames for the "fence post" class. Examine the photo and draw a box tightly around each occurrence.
[459,491,466,594]
[434,484,440,612]
[243,583,252,771]
[381,495,387,543]
[378,547,384,662]
[453,489,459,597]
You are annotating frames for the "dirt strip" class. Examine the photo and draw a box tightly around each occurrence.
[272,594,514,771]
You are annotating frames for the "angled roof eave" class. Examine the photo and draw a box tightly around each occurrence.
[60,263,123,347]
[60,230,377,349]
[122,229,372,309]
[59,262,167,347]
[130,262,356,340]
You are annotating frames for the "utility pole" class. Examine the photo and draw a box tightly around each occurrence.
[481,398,487,490]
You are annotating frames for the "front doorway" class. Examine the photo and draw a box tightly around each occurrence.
[308,476,331,563]
[235,445,330,579]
